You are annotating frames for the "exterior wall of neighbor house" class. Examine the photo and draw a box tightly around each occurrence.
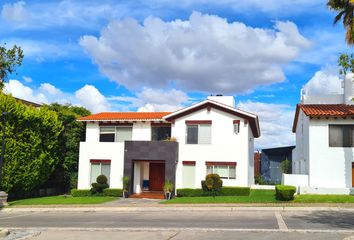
[292,110,310,175]
[173,107,253,188]
[308,118,354,189]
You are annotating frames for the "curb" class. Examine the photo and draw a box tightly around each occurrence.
[5,227,354,234]
[2,206,354,213]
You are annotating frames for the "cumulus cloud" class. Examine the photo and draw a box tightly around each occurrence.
[109,88,189,112]
[3,80,110,113]
[75,85,110,113]
[22,76,33,83]
[1,1,31,23]
[80,12,310,94]
[303,67,343,95]
[237,101,295,149]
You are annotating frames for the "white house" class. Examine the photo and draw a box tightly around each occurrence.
[288,75,354,194]
[77,96,260,195]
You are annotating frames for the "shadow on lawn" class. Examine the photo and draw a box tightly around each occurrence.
[288,211,354,229]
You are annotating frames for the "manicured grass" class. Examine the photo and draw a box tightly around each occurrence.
[8,195,118,206]
[294,194,354,203]
[164,190,278,204]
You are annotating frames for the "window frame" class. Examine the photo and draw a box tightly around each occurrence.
[329,124,354,147]
[90,160,111,184]
[206,162,236,180]
[185,122,211,145]
[151,125,172,141]
[99,126,133,142]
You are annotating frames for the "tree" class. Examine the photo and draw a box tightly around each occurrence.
[44,103,90,191]
[280,159,291,174]
[0,93,63,194]
[338,53,354,75]
[0,44,24,89]
[201,174,223,198]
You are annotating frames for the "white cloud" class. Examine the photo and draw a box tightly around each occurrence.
[80,12,310,94]
[109,88,189,112]
[303,67,343,95]
[237,100,295,149]
[75,85,110,112]
[1,1,31,23]
[22,76,32,83]
[3,79,110,113]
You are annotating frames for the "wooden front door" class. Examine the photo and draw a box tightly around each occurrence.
[149,162,165,191]
[352,163,354,187]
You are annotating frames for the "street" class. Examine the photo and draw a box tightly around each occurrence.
[0,209,354,239]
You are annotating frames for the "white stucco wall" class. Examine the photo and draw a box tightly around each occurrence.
[293,110,310,175]
[78,142,125,189]
[173,107,254,188]
[308,118,354,189]
[132,122,151,140]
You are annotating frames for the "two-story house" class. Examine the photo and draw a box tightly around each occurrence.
[77,96,260,195]
[288,75,354,194]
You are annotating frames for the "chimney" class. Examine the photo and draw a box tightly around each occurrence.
[344,74,354,105]
[207,95,236,108]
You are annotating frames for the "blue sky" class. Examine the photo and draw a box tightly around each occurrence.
[0,0,350,148]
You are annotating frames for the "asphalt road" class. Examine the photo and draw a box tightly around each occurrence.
[0,210,353,239]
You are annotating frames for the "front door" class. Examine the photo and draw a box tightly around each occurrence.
[149,162,165,191]
[352,163,354,187]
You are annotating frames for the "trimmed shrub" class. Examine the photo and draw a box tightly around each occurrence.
[177,188,204,197]
[103,188,123,197]
[91,175,109,194]
[71,189,91,197]
[201,174,223,197]
[275,185,296,201]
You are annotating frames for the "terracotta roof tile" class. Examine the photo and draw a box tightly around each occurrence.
[292,104,354,133]
[78,112,171,121]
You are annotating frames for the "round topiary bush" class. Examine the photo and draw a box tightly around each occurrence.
[96,175,108,184]
[201,174,223,197]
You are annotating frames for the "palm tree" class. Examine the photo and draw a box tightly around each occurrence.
[327,0,354,45]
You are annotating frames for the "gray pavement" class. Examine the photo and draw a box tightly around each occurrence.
[1,209,354,239]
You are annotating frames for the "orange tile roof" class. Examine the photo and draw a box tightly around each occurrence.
[292,104,354,132]
[78,112,171,121]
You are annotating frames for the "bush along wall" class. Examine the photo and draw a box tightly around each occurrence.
[71,188,122,197]
[177,187,250,197]
[275,185,296,201]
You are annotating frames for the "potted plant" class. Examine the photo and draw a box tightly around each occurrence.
[163,180,174,200]
[122,176,130,198]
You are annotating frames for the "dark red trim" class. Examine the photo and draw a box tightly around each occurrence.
[233,120,240,124]
[151,122,171,127]
[205,161,237,166]
[185,120,212,125]
[90,159,111,164]
[99,122,133,126]
[183,161,196,165]
[165,102,260,137]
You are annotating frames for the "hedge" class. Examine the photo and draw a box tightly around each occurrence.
[275,185,296,201]
[71,188,122,197]
[177,187,250,197]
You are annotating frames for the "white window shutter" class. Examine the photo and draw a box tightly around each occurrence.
[198,124,211,144]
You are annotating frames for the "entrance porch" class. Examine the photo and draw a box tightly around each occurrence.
[133,161,165,194]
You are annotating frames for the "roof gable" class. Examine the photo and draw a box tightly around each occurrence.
[292,104,354,133]
[164,100,260,138]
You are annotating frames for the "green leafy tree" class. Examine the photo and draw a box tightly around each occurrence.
[0,93,63,194]
[338,53,354,75]
[327,0,354,45]
[0,44,24,89]
[44,103,90,191]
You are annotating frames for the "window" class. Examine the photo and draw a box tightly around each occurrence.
[99,127,115,142]
[99,126,132,142]
[233,120,240,134]
[329,125,354,147]
[151,126,171,141]
[186,124,211,144]
[90,162,111,184]
[206,162,236,179]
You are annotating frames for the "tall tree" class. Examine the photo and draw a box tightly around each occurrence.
[44,103,91,191]
[0,44,24,89]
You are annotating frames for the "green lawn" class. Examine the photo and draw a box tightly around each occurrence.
[294,194,354,203]
[164,190,354,204]
[8,195,117,206]
[164,190,278,204]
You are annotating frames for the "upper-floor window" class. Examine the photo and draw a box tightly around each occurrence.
[151,126,171,141]
[186,121,211,144]
[329,124,354,147]
[99,126,133,142]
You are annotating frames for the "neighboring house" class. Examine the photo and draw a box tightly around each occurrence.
[77,96,260,194]
[254,151,261,177]
[289,75,354,194]
[260,146,295,184]
[14,97,42,108]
